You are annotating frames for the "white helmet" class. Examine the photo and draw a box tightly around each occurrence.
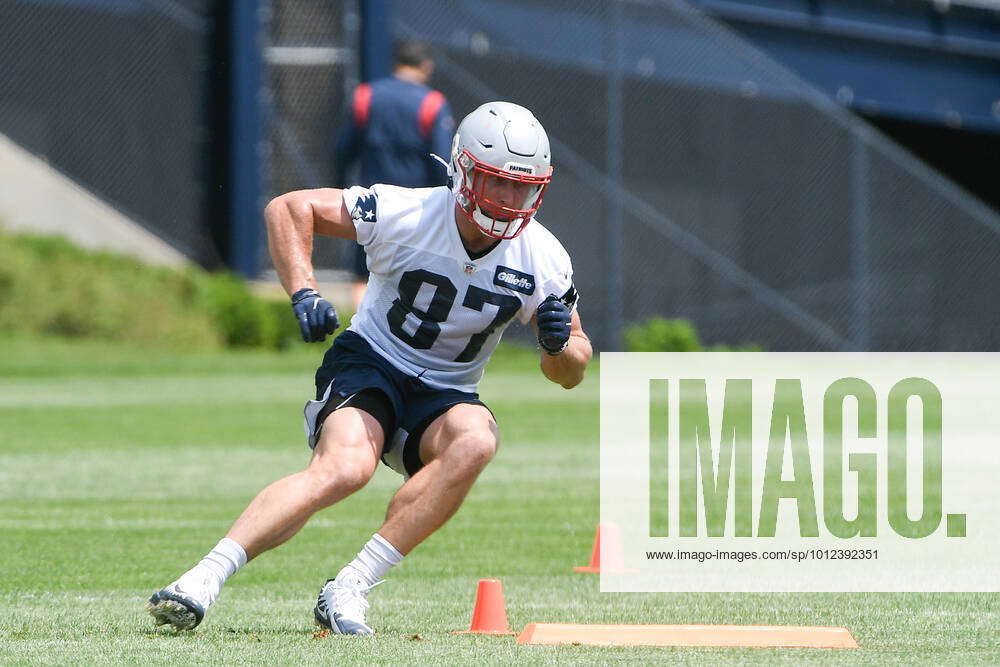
[449,101,553,239]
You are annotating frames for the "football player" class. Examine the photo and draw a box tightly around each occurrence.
[147,102,592,635]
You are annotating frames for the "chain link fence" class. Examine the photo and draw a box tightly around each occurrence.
[266,0,359,277]
[0,0,221,266]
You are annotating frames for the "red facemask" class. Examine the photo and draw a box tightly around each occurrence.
[456,150,553,239]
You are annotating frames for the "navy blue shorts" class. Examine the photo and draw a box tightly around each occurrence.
[303,331,491,477]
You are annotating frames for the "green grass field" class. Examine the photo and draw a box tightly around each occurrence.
[1,337,997,664]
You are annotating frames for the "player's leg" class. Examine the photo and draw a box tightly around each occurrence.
[317,403,497,635]
[320,404,498,634]
[379,403,498,553]
[147,404,384,631]
[226,405,383,556]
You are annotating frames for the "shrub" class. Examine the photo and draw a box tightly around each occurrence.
[192,273,276,348]
[624,316,760,352]
[624,317,703,352]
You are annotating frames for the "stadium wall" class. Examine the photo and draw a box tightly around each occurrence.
[0,133,187,267]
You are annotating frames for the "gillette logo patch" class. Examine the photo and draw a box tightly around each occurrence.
[494,266,535,295]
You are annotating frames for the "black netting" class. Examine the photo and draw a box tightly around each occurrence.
[266,0,357,273]
[0,0,220,265]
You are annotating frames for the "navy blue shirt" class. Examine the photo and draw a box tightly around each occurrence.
[334,76,454,189]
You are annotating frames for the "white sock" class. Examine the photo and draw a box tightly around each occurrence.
[178,538,248,604]
[341,534,403,587]
[200,537,248,583]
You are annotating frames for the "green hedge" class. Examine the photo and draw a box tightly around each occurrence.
[0,231,762,354]
[0,231,306,350]
[624,316,761,352]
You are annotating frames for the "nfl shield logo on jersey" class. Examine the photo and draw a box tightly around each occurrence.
[463,262,476,274]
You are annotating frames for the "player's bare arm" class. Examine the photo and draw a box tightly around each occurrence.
[265,188,356,343]
[536,310,592,389]
[264,188,357,296]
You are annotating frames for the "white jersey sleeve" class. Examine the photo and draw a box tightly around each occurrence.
[516,222,578,325]
[343,185,381,245]
[343,184,431,273]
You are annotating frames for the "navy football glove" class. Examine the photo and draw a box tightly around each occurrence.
[291,288,340,343]
[536,295,572,355]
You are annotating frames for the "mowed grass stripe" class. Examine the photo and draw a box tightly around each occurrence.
[0,371,593,409]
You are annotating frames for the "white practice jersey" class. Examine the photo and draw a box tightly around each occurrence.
[343,184,577,393]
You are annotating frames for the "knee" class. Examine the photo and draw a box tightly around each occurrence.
[445,430,498,477]
[307,457,374,506]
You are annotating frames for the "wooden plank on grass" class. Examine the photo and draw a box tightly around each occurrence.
[516,623,858,648]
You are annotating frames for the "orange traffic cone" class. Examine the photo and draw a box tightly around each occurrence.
[573,523,638,573]
[451,578,516,635]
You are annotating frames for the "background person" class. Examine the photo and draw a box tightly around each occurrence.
[333,40,455,309]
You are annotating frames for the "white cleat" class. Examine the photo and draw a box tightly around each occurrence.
[313,569,381,635]
[146,572,218,631]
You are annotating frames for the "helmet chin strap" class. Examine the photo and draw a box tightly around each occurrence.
[429,152,450,171]
[429,153,453,189]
